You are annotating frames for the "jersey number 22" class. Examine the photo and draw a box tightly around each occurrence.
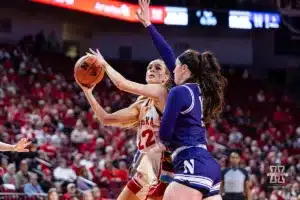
[138,129,155,150]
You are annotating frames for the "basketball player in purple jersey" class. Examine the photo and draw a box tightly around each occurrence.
[137,1,227,199]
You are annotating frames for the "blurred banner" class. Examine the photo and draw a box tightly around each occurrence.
[29,0,188,26]
[190,9,280,29]
[29,0,280,29]
[228,10,280,29]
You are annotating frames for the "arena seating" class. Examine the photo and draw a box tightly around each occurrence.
[0,38,299,200]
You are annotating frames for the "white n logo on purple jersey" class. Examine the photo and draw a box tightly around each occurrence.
[184,159,195,174]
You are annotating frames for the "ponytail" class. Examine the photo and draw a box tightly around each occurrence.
[199,51,227,124]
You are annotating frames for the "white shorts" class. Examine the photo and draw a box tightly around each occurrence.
[127,151,168,200]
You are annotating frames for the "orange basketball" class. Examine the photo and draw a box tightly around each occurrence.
[74,55,105,88]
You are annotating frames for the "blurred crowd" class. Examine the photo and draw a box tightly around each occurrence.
[0,34,299,200]
[207,70,300,200]
[0,39,136,199]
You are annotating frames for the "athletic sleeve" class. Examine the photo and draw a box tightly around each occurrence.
[147,25,176,77]
[241,168,249,181]
[159,86,191,146]
[222,168,229,180]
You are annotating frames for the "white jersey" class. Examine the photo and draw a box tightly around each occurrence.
[137,98,163,154]
[129,98,172,200]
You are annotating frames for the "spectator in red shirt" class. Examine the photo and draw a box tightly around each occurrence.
[273,105,286,123]
[7,68,16,82]
[79,134,97,153]
[31,83,44,99]
[113,160,129,182]
[71,154,83,176]
[63,109,77,129]
[52,84,65,100]
[3,58,13,69]
[40,138,56,158]
[101,161,114,182]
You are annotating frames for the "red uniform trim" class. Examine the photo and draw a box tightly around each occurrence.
[127,178,143,194]
[147,181,168,198]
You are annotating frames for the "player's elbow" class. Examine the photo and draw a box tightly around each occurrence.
[98,113,117,126]
[99,114,111,126]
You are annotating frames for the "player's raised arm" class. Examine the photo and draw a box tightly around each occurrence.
[88,49,167,101]
[136,0,176,76]
[75,77,140,128]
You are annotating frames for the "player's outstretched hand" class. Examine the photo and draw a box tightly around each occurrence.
[136,0,151,27]
[13,138,31,152]
[88,48,107,68]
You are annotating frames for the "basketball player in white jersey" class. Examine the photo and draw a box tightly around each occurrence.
[76,49,172,200]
